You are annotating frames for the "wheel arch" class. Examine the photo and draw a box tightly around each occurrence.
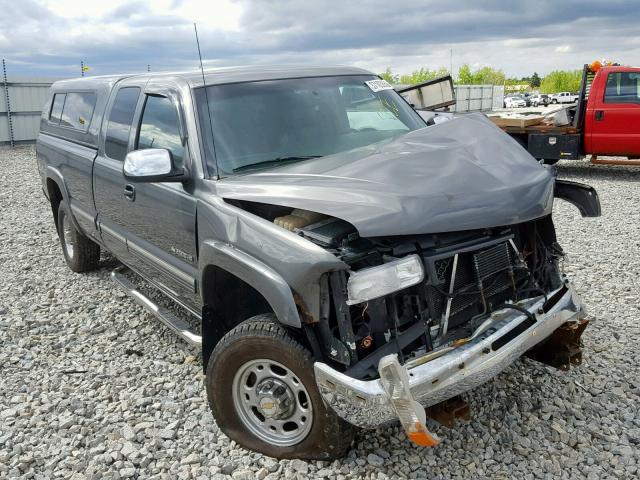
[199,240,302,369]
[45,168,69,231]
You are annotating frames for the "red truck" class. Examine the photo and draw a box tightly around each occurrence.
[501,63,640,165]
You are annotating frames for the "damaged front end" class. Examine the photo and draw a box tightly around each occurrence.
[289,213,590,443]
[215,114,600,446]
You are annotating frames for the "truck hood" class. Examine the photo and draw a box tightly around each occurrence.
[216,113,554,237]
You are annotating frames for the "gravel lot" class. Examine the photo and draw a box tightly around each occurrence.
[1,146,639,479]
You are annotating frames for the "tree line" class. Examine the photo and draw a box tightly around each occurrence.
[379,65,582,93]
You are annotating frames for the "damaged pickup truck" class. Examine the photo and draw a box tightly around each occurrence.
[37,66,600,459]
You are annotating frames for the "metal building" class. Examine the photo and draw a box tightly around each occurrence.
[1,69,55,145]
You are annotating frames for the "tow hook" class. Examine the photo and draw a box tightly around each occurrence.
[525,319,589,370]
[378,355,440,447]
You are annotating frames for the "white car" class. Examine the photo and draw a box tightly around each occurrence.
[504,96,527,108]
[550,92,579,104]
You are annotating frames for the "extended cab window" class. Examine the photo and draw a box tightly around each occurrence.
[49,93,66,124]
[136,95,185,168]
[604,72,640,104]
[60,92,97,131]
[105,87,141,161]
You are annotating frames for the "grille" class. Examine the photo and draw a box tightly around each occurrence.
[424,240,522,329]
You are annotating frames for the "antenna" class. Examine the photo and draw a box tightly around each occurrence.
[194,22,219,178]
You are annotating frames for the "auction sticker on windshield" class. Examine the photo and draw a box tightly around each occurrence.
[365,79,394,92]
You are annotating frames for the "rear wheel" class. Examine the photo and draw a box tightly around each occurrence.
[206,314,354,459]
[57,200,100,272]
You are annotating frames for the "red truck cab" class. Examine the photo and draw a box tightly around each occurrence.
[584,65,640,157]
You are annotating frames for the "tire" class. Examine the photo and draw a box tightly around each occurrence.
[57,200,101,272]
[552,99,558,104]
[206,314,355,459]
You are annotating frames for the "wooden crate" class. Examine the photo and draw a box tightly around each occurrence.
[488,114,545,128]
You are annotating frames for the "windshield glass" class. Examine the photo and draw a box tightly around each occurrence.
[195,75,425,176]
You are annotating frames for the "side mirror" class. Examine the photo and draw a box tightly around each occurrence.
[123,148,184,183]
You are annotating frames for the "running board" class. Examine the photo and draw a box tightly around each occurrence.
[110,267,202,346]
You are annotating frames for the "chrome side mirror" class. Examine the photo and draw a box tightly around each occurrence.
[123,148,184,182]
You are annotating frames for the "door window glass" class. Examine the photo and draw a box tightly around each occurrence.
[60,92,97,131]
[604,72,640,104]
[105,87,141,161]
[136,95,185,168]
[49,93,66,124]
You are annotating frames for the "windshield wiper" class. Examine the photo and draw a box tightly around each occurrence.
[233,156,321,173]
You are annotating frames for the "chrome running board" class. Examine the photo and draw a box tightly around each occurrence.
[110,266,202,346]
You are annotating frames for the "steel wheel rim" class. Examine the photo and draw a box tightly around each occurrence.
[232,358,313,446]
[62,214,74,259]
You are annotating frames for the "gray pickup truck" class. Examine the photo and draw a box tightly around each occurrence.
[36,66,600,459]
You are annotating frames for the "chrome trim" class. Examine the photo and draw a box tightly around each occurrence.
[111,266,201,346]
[314,283,584,429]
[124,148,171,177]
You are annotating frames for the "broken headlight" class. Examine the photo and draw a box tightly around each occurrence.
[346,254,425,305]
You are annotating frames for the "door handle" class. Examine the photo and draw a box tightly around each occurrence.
[124,184,136,201]
[595,110,605,121]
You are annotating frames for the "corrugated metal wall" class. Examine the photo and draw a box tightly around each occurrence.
[452,85,504,112]
[1,76,55,144]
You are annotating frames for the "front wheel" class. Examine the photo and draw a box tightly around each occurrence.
[206,314,354,459]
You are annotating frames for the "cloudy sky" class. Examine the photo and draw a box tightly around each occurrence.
[1,0,639,79]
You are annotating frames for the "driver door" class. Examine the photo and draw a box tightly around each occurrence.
[95,79,198,309]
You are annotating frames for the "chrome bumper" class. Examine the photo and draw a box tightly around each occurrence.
[314,284,584,429]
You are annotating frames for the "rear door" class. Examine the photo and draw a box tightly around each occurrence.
[93,78,145,259]
[588,69,640,156]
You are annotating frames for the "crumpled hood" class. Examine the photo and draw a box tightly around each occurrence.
[216,113,554,237]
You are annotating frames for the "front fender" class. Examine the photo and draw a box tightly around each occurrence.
[199,240,301,328]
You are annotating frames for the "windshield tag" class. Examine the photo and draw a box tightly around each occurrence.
[365,79,394,92]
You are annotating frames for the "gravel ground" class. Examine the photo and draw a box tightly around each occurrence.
[1,145,639,479]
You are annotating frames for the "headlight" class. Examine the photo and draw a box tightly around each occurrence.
[346,254,425,305]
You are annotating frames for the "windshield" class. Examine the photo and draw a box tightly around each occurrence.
[195,75,425,176]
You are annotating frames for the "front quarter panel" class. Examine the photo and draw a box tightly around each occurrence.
[196,192,349,325]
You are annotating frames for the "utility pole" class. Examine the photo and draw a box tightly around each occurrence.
[2,59,14,148]
[450,49,453,77]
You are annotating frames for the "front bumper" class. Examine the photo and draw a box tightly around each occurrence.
[314,283,584,429]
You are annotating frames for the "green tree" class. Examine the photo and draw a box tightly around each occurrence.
[456,64,505,85]
[379,67,398,84]
[530,72,541,88]
[457,64,474,84]
[399,67,450,85]
[539,69,581,93]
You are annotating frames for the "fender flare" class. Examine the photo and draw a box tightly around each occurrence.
[44,166,84,233]
[45,165,70,203]
[554,179,601,217]
[199,240,301,328]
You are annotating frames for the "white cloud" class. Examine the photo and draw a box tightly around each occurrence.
[1,0,638,78]
[555,45,573,53]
